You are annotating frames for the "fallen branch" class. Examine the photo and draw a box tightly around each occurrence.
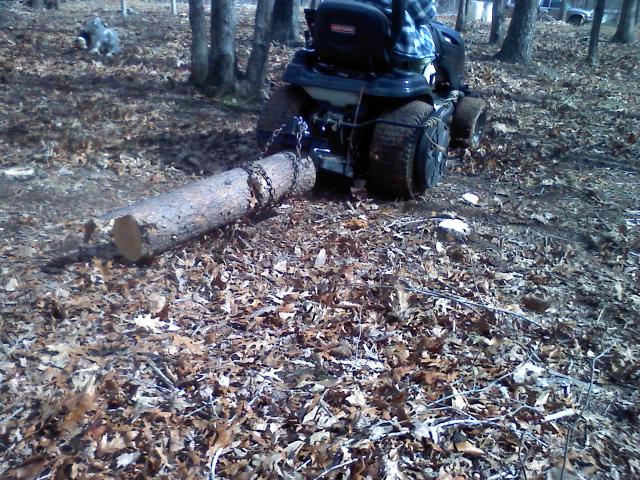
[45,152,316,266]
[347,281,540,326]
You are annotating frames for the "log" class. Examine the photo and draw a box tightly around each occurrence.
[47,152,316,267]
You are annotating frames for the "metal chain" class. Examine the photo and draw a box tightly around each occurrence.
[242,116,309,212]
[292,116,308,193]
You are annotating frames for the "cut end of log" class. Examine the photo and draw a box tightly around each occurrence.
[113,215,144,262]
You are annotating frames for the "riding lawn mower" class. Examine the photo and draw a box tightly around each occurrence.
[256,0,488,198]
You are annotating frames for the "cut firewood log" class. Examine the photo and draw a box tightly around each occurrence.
[47,152,316,267]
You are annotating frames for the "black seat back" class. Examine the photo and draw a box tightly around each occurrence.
[314,1,391,72]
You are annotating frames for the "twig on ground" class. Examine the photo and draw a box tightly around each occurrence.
[346,281,541,327]
[209,447,224,480]
[147,358,178,391]
[312,459,357,480]
[559,346,611,480]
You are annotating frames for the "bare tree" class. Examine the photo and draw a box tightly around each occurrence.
[489,0,506,44]
[245,0,276,95]
[121,0,127,18]
[495,0,539,63]
[455,0,468,31]
[31,0,44,9]
[187,0,278,95]
[188,0,208,86]
[171,0,177,15]
[586,0,605,65]
[636,0,639,25]
[271,0,300,46]
[559,0,568,21]
[209,0,236,88]
[611,0,636,43]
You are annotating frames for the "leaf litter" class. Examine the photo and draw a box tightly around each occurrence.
[1,3,639,480]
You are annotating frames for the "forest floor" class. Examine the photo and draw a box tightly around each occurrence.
[1,2,639,479]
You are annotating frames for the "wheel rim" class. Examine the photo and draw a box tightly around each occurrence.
[415,123,450,190]
[470,109,487,149]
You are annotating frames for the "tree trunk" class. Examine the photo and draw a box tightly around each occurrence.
[455,0,467,31]
[559,0,568,21]
[109,153,316,261]
[121,0,127,18]
[495,0,539,63]
[611,0,636,43]
[586,0,605,65]
[188,0,209,86]
[245,0,275,95]
[271,0,300,46]
[47,153,317,268]
[171,0,177,15]
[32,0,44,9]
[635,0,639,25]
[209,0,237,87]
[489,0,505,44]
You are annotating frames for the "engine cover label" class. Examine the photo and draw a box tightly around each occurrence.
[330,24,356,34]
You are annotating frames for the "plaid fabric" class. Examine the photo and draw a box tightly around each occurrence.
[360,0,437,62]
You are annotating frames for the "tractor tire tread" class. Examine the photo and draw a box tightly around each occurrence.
[369,101,434,199]
[451,96,487,149]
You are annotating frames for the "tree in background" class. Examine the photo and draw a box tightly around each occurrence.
[188,0,276,96]
[188,0,208,86]
[489,0,506,44]
[209,0,236,87]
[455,0,470,32]
[559,0,568,21]
[610,0,636,43]
[495,0,539,63]
[271,0,301,46]
[586,0,606,65]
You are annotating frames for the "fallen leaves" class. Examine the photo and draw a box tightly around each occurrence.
[1,6,639,480]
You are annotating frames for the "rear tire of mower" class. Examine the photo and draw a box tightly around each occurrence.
[257,86,308,150]
[451,97,487,150]
[369,101,434,199]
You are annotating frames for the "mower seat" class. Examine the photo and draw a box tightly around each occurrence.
[314,0,392,72]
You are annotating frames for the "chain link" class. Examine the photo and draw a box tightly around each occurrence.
[243,116,309,212]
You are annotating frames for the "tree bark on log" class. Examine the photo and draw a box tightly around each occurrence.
[46,153,316,268]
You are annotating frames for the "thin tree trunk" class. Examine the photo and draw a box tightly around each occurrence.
[121,0,127,18]
[209,0,236,87]
[272,0,300,46]
[245,0,275,95]
[32,0,44,9]
[171,0,177,15]
[611,0,636,43]
[559,0,568,21]
[455,0,467,31]
[495,0,539,63]
[586,0,605,65]
[489,0,505,43]
[188,0,208,86]
[635,0,639,25]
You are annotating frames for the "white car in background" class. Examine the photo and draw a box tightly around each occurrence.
[505,0,594,25]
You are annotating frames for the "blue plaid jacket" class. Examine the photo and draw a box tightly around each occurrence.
[361,0,437,62]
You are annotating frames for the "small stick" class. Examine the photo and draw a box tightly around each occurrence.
[312,459,357,480]
[209,447,224,480]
